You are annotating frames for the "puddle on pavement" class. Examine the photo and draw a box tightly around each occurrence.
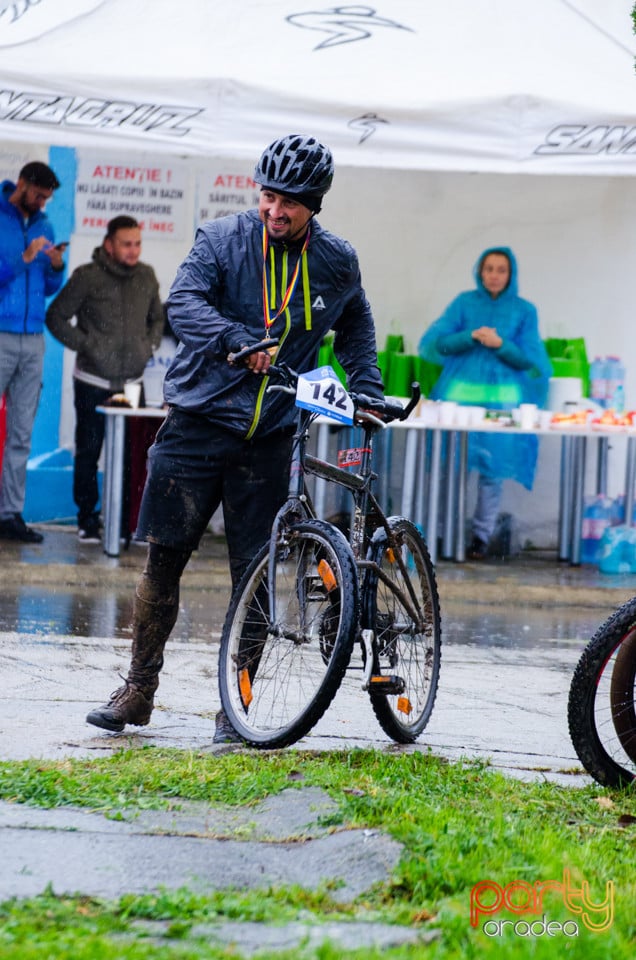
[0,584,604,656]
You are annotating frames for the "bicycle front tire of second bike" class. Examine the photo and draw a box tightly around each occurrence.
[219,519,359,748]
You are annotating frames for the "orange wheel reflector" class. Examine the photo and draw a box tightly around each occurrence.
[317,558,337,592]
[386,548,396,564]
[239,668,253,708]
[397,696,412,715]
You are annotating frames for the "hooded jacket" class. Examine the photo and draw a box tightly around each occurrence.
[418,246,552,488]
[0,179,64,334]
[46,245,164,390]
[164,209,384,439]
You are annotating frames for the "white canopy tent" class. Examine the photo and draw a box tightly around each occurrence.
[1,0,635,540]
[0,0,634,176]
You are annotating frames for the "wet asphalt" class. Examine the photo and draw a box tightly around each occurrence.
[1,523,633,780]
[1,524,634,942]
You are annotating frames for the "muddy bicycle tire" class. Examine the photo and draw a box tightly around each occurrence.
[568,598,636,787]
[219,519,359,748]
[365,517,441,743]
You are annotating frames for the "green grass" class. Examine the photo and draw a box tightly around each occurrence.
[0,748,634,958]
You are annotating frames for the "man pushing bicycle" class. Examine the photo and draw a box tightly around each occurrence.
[85,134,385,742]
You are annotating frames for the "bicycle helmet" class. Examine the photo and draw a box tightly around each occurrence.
[254,134,334,212]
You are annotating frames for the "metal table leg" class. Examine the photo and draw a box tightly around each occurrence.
[569,436,587,566]
[596,436,609,495]
[414,430,427,533]
[558,435,573,562]
[441,431,457,559]
[427,429,442,565]
[102,412,125,557]
[400,428,419,520]
[455,431,468,562]
[624,437,636,528]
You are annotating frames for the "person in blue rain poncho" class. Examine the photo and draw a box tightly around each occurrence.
[418,246,552,559]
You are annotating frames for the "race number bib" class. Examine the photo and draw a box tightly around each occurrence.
[296,366,354,425]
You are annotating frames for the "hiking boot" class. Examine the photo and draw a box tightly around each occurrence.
[213,709,242,744]
[0,513,43,543]
[86,680,154,732]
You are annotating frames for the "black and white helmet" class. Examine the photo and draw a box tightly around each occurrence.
[255,135,334,208]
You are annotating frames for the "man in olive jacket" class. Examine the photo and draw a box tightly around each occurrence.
[46,216,164,542]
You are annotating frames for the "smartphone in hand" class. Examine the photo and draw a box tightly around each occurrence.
[54,242,69,251]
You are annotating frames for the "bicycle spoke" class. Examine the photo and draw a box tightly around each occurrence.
[219,521,358,747]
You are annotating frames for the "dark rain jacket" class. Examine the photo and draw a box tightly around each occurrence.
[165,208,384,439]
[0,179,64,334]
[46,245,164,390]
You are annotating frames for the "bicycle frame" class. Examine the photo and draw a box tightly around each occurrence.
[267,403,424,637]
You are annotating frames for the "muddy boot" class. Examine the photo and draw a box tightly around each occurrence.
[86,680,155,733]
[86,590,179,732]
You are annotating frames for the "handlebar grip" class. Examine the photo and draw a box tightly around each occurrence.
[399,382,421,420]
[228,338,279,365]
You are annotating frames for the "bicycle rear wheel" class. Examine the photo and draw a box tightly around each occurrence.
[219,519,359,748]
[365,517,441,742]
[568,598,636,786]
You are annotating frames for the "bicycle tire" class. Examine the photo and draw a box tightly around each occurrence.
[219,519,359,748]
[568,598,636,787]
[364,516,441,743]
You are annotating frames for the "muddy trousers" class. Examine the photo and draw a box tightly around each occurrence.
[127,542,192,701]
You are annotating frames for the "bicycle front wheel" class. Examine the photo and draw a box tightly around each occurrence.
[365,517,441,742]
[219,520,359,748]
[568,598,636,786]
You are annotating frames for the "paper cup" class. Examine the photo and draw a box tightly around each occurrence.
[454,405,472,428]
[519,403,538,429]
[123,383,142,409]
[438,401,457,426]
[468,406,486,426]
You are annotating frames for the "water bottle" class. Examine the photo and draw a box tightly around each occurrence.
[611,495,625,527]
[589,356,607,407]
[605,356,625,412]
[581,495,612,565]
[599,525,636,574]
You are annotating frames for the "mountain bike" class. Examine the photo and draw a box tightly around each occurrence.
[218,342,442,749]
[568,599,636,786]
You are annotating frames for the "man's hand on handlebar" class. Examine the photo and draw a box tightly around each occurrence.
[353,384,421,425]
[227,338,279,373]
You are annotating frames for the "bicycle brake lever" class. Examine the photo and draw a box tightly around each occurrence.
[356,409,387,429]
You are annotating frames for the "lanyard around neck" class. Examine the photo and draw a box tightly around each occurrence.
[261,224,310,330]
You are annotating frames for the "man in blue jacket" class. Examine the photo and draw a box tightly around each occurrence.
[0,161,65,543]
[86,134,384,740]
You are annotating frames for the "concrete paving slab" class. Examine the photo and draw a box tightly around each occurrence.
[0,787,402,903]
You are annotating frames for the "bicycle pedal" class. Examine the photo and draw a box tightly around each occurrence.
[369,674,406,695]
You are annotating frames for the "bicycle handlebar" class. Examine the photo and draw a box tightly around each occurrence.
[227,338,421,424]
[227,338,280,365]
[266,353,421,425]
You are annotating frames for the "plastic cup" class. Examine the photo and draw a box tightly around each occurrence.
[454,405,471,428]
[468,406,486,426]
[519,403,538,429]
[123,383,142,409]
[438,401,457,426]
[538,410,553,430]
